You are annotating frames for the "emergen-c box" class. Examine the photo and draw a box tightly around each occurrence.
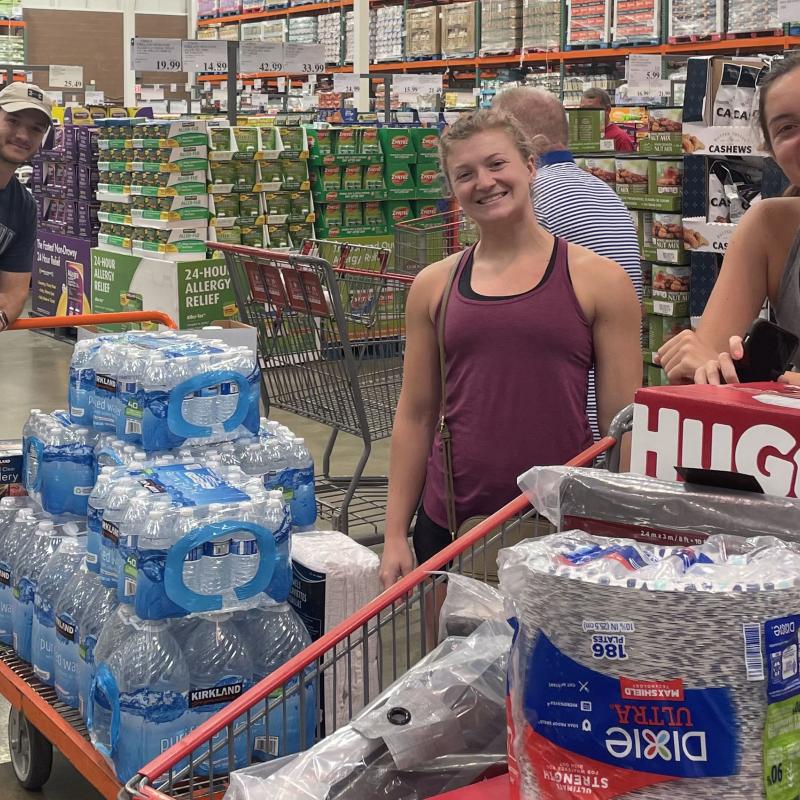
[631,383,800,497]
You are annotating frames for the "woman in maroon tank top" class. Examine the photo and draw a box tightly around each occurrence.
[379,109,642,589]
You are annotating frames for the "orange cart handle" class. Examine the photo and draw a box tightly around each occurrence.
[8,311,178,331]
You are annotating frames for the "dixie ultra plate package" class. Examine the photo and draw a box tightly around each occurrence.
[499,530,800,799]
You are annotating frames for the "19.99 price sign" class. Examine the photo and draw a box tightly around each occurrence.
[131,38,183,72]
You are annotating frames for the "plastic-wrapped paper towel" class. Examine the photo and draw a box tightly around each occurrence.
[224,620,511,800]
[499,529,800,799]
[518,465,800,547]
[289,530,381,732]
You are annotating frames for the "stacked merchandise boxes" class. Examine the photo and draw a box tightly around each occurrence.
[376,5,404,62]
[209,119,314,251]
[728,0,783,34]
[219,23,240,40]
[318,12,342,64]
[8,330,323,784]
[197,0,219,17]
[345,9,377,63]
[242,0,265,13]
[440,2,478,59]
[96,119,211,261]
[480,0,522,55]
[32,126,100,245]
[0,26,23,62]
[217,0,241,13]
[405,6,441,60]
[522,0,561,52]
[30,125,100,318]
[566,0,611,47]
[309,126,444,240]
[613,0,660,44]
[287,15,319,44]
[196,27,220,40]
[667,0,723,40]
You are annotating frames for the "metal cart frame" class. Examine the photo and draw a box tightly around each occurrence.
[210,241,414,541]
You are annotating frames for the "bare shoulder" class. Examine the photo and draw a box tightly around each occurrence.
[410,250,463,321]
[566,241,632,287]
[745,196,800,226]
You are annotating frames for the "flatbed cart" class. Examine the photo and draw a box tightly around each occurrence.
[122,424,628,800]
[209,240,414,542]
[2,311,178,798]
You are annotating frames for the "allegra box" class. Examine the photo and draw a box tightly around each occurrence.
[631,383,800,497]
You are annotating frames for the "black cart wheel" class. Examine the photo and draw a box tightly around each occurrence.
[8,707,53,790]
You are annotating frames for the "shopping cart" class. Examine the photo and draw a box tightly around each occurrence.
[1,311,177,799]
[123,413,631,800]
[209,240,412,541]
[393,209,478,276]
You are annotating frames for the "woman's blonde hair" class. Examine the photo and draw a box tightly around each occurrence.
[438,108,543,179]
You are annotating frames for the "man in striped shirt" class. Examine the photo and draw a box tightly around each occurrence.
[493,86,642,440]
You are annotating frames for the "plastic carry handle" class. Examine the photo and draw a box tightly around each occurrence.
[95,448,124,467]
[88,663,120,757]
[163,520,276,613]
[166,370,250,439]
[26,438,45,493]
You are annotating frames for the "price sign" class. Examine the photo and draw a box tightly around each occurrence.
[393,73,443,96]
[778,0,800,22]
[85,90,105,104]
[333,73,360,94]
[182,40,229,73]
[131,38,183,72]
[171,99,189,113]
[48,65,84,90]
[283,43,326,74]
[240,42,284,73]
[43,90,63,105]
[627,54,662,86]
[140,86,165,101]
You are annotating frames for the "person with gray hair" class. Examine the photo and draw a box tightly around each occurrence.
[493,85,641,441]
[580,87,636,151]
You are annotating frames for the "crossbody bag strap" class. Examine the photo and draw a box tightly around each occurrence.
[437,244,476,538]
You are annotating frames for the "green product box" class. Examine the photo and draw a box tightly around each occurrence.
[316,165,342,193]
[410,127,441,157]
[413,199,440,220]
[647,314,691,351]
[643,213,688,265]
[646,363,668,387]
[615,157,650,195]
[379,128,417,161]
[213,194,240,219]
[239,193,261,218]
[268,223,290,248]
[363,201,385,228]
[342,164,364,192]
[289,222,314,247]
[90,248,236,329]
[343,202,363,228]
[384,199,414,226]
[649,158,683,197]
[307,127,334,156]
[362,163,385,192]
[321,203,343,227]
[215,226,242,245]
[384,159,416,198]
[336,127,359,155]
[413,158,445,197]
[567,109,607,154]
[360,127,381,155]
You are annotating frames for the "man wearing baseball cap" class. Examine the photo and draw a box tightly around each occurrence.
[0,82,51,332]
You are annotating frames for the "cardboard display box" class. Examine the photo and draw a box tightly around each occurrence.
[632,383,800,498]
[90,248,237,330]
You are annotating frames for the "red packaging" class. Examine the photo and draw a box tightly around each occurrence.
[631,383,800,497]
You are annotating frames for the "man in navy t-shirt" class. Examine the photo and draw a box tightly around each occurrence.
[0,82,51,332]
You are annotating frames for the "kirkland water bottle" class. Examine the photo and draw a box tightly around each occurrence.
[288,437,316,530]
[198,504,230,596]
[181,613,253,775]
[116,489,157,605]
[32,534,86,685]
[86,468,115,574]
[54,563,105,709]
[69,340,98,425]
[0,509,37,645]
[77,584,119,722]
[99,478,138,588]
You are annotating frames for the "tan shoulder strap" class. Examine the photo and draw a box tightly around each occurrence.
[437,244,476,538]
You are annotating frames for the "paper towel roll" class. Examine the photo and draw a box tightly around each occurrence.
[499,531,800,799]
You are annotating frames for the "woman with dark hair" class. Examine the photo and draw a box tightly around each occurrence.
[657,53,800,384]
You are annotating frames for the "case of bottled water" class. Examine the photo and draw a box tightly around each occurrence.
[87,601,314,783]
[0,503,38,645]
[23,410,96,517]
[67,332,260,452]
[94,461,291,620]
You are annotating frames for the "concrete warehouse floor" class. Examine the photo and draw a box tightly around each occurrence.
[0,326,394,800]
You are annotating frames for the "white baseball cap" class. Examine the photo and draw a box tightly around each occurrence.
[0,82,52,124]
